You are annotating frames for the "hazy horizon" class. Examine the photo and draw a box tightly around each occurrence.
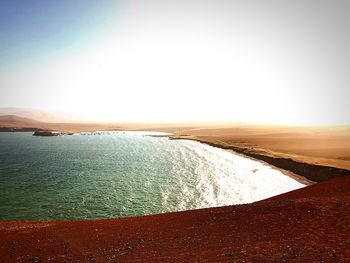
[1,0,350,125]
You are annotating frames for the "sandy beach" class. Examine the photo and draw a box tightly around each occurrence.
[171,125,350,182]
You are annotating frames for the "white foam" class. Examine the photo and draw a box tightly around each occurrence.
[176,139,305,206]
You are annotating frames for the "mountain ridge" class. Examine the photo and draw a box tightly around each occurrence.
[0,107,90,123]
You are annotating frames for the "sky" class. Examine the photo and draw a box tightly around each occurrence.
[0,0,349,124]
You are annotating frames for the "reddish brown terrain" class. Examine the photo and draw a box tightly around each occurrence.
[0,176,349,262]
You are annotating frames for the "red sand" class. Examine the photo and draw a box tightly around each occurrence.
[0,176,349,262]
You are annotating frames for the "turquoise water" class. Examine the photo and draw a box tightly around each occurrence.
[0,132,304,220]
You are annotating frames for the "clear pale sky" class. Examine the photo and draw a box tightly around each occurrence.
[0,0,349,124]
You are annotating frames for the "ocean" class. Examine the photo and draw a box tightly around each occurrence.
[0,131,304,220]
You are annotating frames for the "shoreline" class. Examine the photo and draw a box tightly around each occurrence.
[168,135,314,186]
[225,148,314,186]
[77,129,346,185]
[65,130,318,185]
[2,128,348,184]
[1,129,344,184]
[170,135,350,183]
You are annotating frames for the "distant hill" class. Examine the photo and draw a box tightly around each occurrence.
[0,115,47,131]
[0,107,90,123]
[0,115,43,127]
[0,114,123,133]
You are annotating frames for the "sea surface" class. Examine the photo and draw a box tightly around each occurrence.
[0,131,305,220]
